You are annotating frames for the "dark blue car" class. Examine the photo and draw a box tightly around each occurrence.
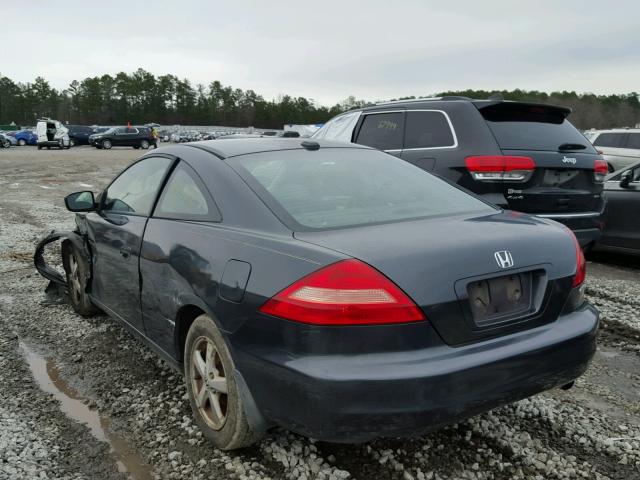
[35,139,598,450]
[13,129,38,146]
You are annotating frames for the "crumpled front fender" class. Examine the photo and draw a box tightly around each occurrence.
[33,230,91,287]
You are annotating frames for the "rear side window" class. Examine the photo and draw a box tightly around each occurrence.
[229,148,493,230]
[480,103,594,152]
[625,133,640,149]
[404,111,455,149]
[593,133,627,148]
[355,112,405,150]
[154,163,220,221]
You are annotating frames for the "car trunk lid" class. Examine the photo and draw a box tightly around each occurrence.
[295,211,578,345]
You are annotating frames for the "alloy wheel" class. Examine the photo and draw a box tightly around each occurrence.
[191,337,228,430]
[68,254,82,305]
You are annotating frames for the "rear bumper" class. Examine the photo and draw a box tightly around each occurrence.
[536,212,602,247]
[236,305,598,442]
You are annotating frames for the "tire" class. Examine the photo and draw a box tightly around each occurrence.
[58,139,64,149]
[1,140,9,148]
[184,315,262,450]
[133,146,140,149]
[69,139,75,147]
[140,139,149,149]
[62,242,99,317]
[18,138,26,146]
[37,145,42,150]
[102,139,112,150]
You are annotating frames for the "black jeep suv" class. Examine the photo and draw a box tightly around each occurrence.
[314,97,607,247]
[89,126,154,150]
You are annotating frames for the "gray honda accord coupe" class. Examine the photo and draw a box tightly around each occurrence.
[35,138,598,450]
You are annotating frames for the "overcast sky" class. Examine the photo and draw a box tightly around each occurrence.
[1,1,639,106]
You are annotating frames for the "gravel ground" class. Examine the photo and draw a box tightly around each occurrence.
[0,146,639,480]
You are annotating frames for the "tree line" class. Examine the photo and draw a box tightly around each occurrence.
[1,70,639,129]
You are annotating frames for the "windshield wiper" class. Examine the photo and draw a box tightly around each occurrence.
[558,143,587,151]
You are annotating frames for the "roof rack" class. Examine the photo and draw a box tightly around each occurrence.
[375,96,471,106]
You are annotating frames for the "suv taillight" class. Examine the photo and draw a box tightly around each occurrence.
[465,156,536,182]
[259,259,425,325]
[594,158,608,182]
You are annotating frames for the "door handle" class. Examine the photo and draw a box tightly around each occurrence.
[119,246,132,258]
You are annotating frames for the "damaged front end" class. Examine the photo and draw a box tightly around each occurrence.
[33,230,91,305]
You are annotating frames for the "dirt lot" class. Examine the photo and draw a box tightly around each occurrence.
[1,146,639,480]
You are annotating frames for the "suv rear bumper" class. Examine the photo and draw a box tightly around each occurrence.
[536,212,602,247]
[237,304,598,442]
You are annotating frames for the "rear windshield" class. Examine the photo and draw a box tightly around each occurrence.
[480,103,595,152]
[229,148,494,230]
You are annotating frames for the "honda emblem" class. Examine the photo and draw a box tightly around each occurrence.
[494,250,514,269]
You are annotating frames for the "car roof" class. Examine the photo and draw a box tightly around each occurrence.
[187,138,371,159]
[588,128,640,134]
[348,97,570,116]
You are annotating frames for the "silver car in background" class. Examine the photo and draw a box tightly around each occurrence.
[585,128,640,172]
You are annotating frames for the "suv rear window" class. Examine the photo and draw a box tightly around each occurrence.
[229,148,493,230]
[479,103,594,152]
[355,112,404,150]
[593,133,627,148]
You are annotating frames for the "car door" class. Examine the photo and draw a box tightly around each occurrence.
[139,161,222,356]
[353,110,405,158]
[112,127,127,146]
[85,155,175,331]
[125,128,139,146]
[602,164,640,251]
[400,109,458,172]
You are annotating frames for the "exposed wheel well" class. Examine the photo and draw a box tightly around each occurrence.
[175,305,206,366]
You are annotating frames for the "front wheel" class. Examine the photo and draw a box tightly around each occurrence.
[18,139,26,146]
[102,139,112,150]
[1,140,9,148]
[62,243,99,317]
[184,315,262,450]
[140,139,149,149]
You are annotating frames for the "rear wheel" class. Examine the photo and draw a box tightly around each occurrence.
[37,145,42,150]
[140,139,149,149]
[18,139,26,146]
[102,139,112,150]
[62,243,99,317]
[184,315,262,450]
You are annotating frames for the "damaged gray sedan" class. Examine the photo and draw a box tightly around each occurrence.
[35,139,599,450]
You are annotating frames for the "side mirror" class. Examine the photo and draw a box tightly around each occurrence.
[64,191,96,212]
[620,170,633,188]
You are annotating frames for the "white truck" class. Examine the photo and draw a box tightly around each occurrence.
[36,118,71,149]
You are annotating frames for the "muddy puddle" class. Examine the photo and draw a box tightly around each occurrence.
[20,341,154,480]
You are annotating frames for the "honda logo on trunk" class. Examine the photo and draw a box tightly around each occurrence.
[494,251,514,269]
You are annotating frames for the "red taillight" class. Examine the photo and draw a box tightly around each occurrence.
[259,259,426,325]
[565,228,586,287]
[465,156,535,181]
[594,158,608,182]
